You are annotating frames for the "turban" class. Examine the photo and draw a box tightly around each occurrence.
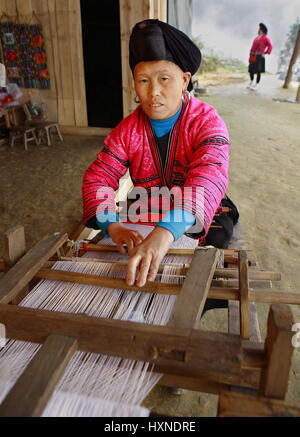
[129,19,201,91]
[259,23,268,34]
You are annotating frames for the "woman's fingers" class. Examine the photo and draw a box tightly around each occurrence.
[147,259,160,282]
[126,249,161,287]
[136,254,153,287]
[126,252,143,285]
[131,231,144,245]
[125,227,173,287]
[114,230,144,255]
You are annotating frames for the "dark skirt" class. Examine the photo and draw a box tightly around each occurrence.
[248,54,265,74]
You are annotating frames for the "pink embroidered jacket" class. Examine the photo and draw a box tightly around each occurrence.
[82,95,230,238]
[250,34,273,55]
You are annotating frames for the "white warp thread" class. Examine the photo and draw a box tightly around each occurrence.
[0,224,197,416]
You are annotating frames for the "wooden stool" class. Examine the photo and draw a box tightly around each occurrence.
[9,126,39,151]
[30,122,63,146]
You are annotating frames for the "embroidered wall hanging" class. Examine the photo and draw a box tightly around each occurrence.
[0,17,51,90]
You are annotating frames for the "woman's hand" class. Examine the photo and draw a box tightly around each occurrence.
[107,222,144,255]
[126,226,174,287]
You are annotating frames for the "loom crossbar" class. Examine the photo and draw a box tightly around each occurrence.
[0,232,68,304]
[0,303,264,386]
[0,228,299,417]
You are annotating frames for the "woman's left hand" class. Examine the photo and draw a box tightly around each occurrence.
[126,226,174,287]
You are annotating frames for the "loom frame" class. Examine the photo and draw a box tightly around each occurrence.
[0,225,299,417]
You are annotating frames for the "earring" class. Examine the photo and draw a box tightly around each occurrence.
[134,96,140,104]
[182,90,190,102]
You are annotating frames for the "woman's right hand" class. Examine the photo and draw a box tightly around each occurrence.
[107,222,144,254]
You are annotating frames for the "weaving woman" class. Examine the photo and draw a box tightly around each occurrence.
[82,19,237,289]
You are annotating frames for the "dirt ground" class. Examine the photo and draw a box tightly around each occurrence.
[0,72,299,416]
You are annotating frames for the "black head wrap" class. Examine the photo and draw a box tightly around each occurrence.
[129,19,201,91]
[259,23,268,34]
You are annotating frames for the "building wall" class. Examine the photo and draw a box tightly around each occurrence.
[0,0,167,128]
[0,0,88,127]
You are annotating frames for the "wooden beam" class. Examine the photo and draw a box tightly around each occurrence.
[238,251,250,339]
[0,232,68,304]
[228,301,262,342]
[0,334,77,417]
[1,262,299,305]
[70,242,257,265]
[34,267,181,295]
[259,304,295,399]
[218,391,300,417]
[0,258,283,282]
[3,225,26,267]
[158,373,230,395]
[3,225,28,305]
[0,303,249,375]
[168,247,219,328]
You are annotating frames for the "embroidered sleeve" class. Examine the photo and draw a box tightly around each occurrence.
[173,126,230,238]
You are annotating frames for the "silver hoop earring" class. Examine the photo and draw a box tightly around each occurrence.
[182,90,190,102]
[134,96,140,104]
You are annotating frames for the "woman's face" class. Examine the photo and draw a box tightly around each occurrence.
[134,60,191,120]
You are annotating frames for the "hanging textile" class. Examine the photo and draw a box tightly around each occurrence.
[0,14,51,90]
[0,20,23,88]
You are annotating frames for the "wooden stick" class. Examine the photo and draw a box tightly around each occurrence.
[0,303,260,385]
[239,251,250,340]
[3,225,30,305]
[25,267,300,305]
[3,225,26,267]
[35,268,181,295]
[168,247,219,328]
[218,391,300,417]
[0,258,282,281]
[210,287,300,306]
[66,243,256,265]
[67,242,239,255]
[0,232,68,304]
[0,334,77,417]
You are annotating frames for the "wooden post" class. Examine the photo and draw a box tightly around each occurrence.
[259,304,295,399]
[3,225,26,267]
[283,27,300,89]
[0,232,68,304]
[0,334,77,417]
[238,250,250,339]
[168,247,219,329]
[3,225,29,305]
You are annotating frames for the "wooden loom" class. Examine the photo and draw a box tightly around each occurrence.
[0,225,299,417]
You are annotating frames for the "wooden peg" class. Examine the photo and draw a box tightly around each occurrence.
[3,225,28,305]
[3,225,26,268]
[259,304,295,399]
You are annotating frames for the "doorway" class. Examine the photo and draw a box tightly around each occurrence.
[80,0,123,128]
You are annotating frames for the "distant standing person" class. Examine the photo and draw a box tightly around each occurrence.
[248,23,273,90]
